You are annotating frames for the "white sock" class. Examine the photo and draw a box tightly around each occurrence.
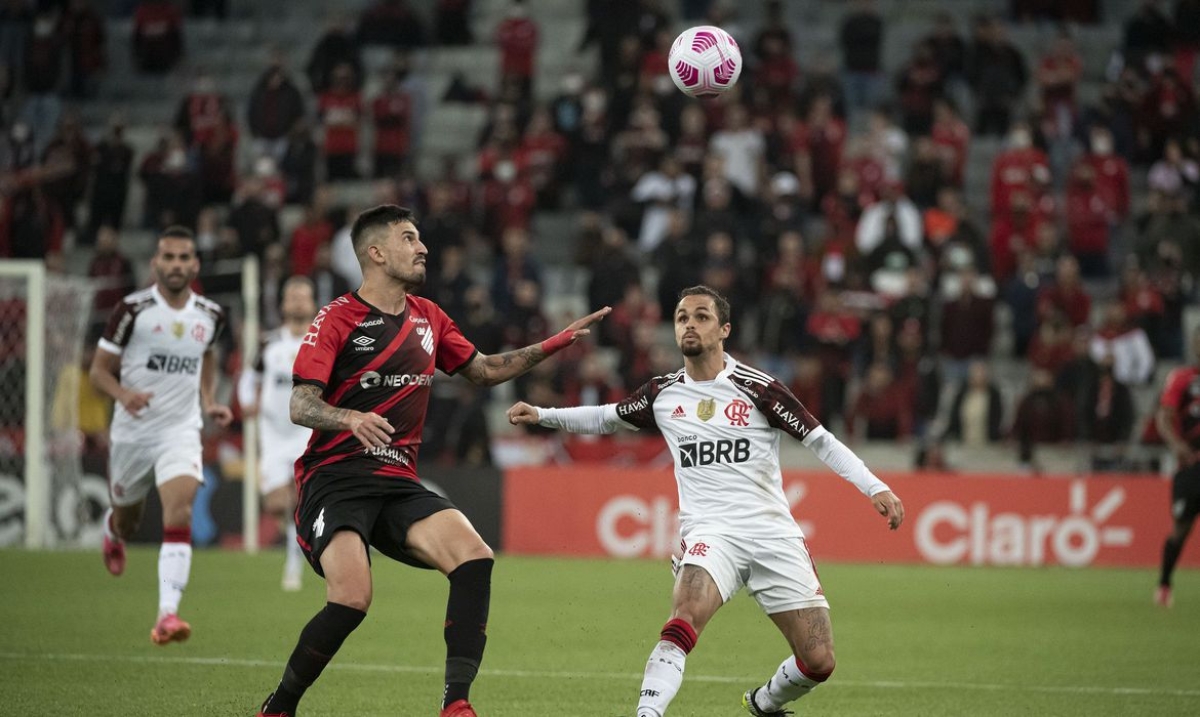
[158,540,192,617]
[755,657,825,712]
[284,521,303,575]
[636,641,687,717]
[103,508,120,542]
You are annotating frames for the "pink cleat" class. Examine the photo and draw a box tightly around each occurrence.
[1155,585,1173,608]
[150,613,191,645]
[440,700,478,717]
[102,534,125,576]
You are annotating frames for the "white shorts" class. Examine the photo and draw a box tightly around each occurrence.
[260,448,302,495]
[679,534,829,614]
[108,436,204,507]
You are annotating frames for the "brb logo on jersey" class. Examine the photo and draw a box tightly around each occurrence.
[678,438,750,467]
[724,399,752,426]
[146,353,200,374]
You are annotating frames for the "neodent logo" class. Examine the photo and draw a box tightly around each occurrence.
[359,371,433,389]
[914,481,1133,567]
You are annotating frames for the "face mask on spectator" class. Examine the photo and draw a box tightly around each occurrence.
[34,18,54,37]
[10,122,30,143]
[1092,135,1113,155]
[165,149,187,170]
[1009,128,1031,149]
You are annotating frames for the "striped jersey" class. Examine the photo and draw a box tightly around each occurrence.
[1161,366,1200,450]
[613,355,823,540]
[291,291,477,483]
[98,286,226,444]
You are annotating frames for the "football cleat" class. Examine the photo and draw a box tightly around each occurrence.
[150,613,191,645]
[1155,585,1173,608]
[102,533,125,576]
[439,699,478,717]
[742,688,793,717]
[257,693,292,717]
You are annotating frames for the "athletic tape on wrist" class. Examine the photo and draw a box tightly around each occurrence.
[540,329,574,356]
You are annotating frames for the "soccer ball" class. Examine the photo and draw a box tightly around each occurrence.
[668,25,743,98]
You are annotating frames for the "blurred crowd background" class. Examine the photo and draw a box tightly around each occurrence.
[2,0,1199,475]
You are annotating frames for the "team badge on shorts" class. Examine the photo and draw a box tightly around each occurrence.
[697,398,716,422]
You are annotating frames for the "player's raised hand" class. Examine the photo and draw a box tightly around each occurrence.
[564,306,612,334]
[120,390,153,416]
[872,490,905,530]
[538,307,612,356]
[205,403,234,427]
[347,410,394,449]
[506,402,540,426]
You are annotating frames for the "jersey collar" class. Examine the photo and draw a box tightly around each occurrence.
[152,284,195,312]
[685,353,737,384]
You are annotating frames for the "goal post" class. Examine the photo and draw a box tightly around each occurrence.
[0,261,96,548]
[241,254,261,554]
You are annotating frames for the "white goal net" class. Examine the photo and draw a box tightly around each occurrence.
[0,262,99,548]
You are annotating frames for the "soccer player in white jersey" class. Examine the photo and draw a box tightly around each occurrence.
[508,285,905,717]
[238,276,317,591]
[89,226,233,645]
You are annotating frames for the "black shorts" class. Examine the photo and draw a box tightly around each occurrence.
[1172,463,1200,522]
[295,471,457,577]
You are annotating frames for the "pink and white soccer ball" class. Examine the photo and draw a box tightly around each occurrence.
[668,25,743,98]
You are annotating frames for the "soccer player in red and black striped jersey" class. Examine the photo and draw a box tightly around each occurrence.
[256,205,610,717]
[1155,329,1200,608]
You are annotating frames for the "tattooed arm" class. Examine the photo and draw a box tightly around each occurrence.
[290,384,393,448]
[459,344,549,387]
[458,306,612,387]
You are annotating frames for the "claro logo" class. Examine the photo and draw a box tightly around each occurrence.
[914,482,1133,567]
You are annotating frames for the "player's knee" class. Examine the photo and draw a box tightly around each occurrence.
[467,542,494,562]
[163,503,192,528]
[330,585,372,612]
[798,647,836,680]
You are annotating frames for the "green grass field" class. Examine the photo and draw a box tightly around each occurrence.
[0,549,1197,716]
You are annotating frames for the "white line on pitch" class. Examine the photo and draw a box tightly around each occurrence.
[1,652,1198,699]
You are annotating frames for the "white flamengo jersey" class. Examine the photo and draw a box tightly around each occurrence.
[98,286,225,444]
[540,355,888,541]
[243,327,312,455]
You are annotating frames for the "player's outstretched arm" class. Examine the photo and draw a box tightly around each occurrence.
[460,306,611,387]
[507,400,632,435]
[290,384,394,449]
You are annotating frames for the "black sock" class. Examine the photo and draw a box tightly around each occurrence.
[266,602,366,713]
[442,558,493,708]
[1160,536,1184,587]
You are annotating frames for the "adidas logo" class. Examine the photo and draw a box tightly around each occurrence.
[670,405,686,419]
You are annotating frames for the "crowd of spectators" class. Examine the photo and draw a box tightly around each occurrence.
[2,0,1199,472]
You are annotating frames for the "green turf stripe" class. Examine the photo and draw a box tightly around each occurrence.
[3,651,1198,698]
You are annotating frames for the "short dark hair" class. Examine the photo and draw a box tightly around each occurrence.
[159,225,195,242]
[678,285,731,325]
[350,204,417,257]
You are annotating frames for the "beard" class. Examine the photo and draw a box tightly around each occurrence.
[158,272,190,291]
[681,341,703,357]
[388,263,426,289]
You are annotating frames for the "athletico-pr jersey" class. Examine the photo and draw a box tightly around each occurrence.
[613,355,827,540]
[1161,366,1200,449]
[241,327,312,455]
[291,292,477,483]
[98,286,225,444]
